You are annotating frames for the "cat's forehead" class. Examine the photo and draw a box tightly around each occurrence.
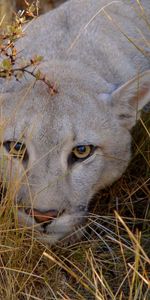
[2,79,113,146]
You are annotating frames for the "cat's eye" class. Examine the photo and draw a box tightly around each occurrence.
[4,141,27,160]
[72,145,92,159]
[68,145,95,165]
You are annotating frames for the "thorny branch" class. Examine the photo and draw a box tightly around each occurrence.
[0,0,58,95]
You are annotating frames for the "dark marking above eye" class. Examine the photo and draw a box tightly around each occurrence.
[119,114,132,119]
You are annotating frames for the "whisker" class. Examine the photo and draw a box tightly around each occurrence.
[87,224,117,263]
[87,217,132,247]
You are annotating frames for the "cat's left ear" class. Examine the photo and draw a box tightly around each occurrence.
[111,70,150,130]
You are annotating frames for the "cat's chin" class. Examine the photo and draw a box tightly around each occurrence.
[36,229,84,246]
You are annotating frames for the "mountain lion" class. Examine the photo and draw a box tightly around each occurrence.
[0,0,150,244]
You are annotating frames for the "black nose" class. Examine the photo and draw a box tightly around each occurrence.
[25,208,58,223]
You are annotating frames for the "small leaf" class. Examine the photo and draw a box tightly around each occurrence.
[31,55,43,65]
[35,55,43,62]
[2,59,12,70]
[35,69,42,80]
[28,4,36,13]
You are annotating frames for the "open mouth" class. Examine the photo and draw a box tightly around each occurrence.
[25,208,64,224]
[17,208,86,233]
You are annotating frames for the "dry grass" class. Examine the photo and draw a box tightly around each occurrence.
[0,1,150,299]
[0,0,59,25]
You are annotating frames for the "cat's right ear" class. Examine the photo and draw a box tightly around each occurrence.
[110,70,150,130]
